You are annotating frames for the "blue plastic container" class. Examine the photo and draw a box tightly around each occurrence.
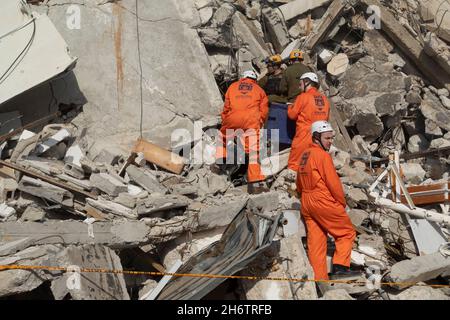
[266,102,296,145]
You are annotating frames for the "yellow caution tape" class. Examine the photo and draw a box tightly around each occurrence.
[1,264,450,289]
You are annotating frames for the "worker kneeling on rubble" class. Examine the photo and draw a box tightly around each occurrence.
[296,121,359,280]
[287,72,330,173]
[215,70,269,194]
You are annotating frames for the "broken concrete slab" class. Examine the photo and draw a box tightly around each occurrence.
[360,0,450,90]
[346,188,368,208]
[0,244,63,298]
[391,286,450,300]
[407,134,430,153]
[358,234,388,270]
[0,0,77,105]
[0,220,152,248]
[262,7,290,53]
[35,128,72,155]
[248,191,280,213]
[430,138,450,149]
[231,11,269,64]
[0,177,17,203]
[0,238,34,257]
[241,234,318,300]
[279,0,331,22]
[211,3,235,27]
[20,206,46,222]
[421,92,450,133]
[348,209,369,228]
[196,197,248,230]
[114,192,137,209]
[419,0,450,43]
[424,32,450,75]
[18,176,74,207]
[44,0,222,156]
[136,194,190,217]
[400,163,427,185]
[50,244,130,300]
[126,165,167,194]
[90,172,127,197]
[389,252,450,289]
[86,197,137,219]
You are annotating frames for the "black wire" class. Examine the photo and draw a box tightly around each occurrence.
[135,0,144,138]
[0,18,36,85]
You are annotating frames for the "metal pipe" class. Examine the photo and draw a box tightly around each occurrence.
[371,192,450,227]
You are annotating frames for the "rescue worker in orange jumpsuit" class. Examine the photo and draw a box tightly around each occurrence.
[296,121,359,280]
[216,70,269,194]
[287,72,330,172]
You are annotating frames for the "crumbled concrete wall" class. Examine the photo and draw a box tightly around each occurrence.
[36,0,222,157]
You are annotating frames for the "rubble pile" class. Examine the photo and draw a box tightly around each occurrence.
[0,0,450,300]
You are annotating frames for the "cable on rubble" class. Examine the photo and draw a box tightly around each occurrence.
[135,0,144,138]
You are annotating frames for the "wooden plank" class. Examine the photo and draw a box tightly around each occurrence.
[400,182,450,205]
[132,138,185,175]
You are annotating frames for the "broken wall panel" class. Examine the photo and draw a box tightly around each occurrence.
[0,0,77,105]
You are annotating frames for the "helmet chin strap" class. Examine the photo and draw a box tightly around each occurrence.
[313,133,328,151]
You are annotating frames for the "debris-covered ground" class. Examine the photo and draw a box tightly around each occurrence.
[0,0,449,300]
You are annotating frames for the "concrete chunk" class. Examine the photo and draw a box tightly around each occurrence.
[89,172,127,196]
[389,252,450,288]
[279,0,331,22]
[262,7,290,53]
[18,176,74,207]
[126,165,167,194]
[51,244,130,300]
[136,194,190,217]
[0,220,152,249]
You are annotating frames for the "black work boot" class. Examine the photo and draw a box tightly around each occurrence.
[330,264,362,279]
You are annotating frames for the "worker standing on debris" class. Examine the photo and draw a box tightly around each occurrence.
[216,70,269,194]
[258,55,286,104]
[296,121,358,280]
[287,72,330,172]
[280,49,311,103]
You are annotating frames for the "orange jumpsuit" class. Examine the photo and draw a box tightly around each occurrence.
[216,78,269,182]
[296,143,355,280]
[287,87,330,171]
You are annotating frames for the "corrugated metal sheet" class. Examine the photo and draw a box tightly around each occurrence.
[0,0,77,105]
[157,206,281,300]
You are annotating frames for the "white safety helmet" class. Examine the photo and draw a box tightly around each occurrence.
[242,70,257,80]
[299,72,319,83]
[311,120,333,135]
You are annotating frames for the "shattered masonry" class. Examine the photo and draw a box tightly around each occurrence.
[0,0,449,300]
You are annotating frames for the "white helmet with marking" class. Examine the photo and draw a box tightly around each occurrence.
[311,120,333,135]
[242,70,257,80]
[299,72,319,83]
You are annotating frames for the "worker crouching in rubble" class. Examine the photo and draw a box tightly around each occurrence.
[215,70,269,194]
[296,121,360,280]
[287,72,330,173]
[258,54,286,104]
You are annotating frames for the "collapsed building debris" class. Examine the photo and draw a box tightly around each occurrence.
[0,0,450,301]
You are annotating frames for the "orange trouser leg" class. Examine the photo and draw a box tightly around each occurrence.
[327,211,356,267]
[244,130,265,183]
[302,211,329,280]
[304,199,355,268]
